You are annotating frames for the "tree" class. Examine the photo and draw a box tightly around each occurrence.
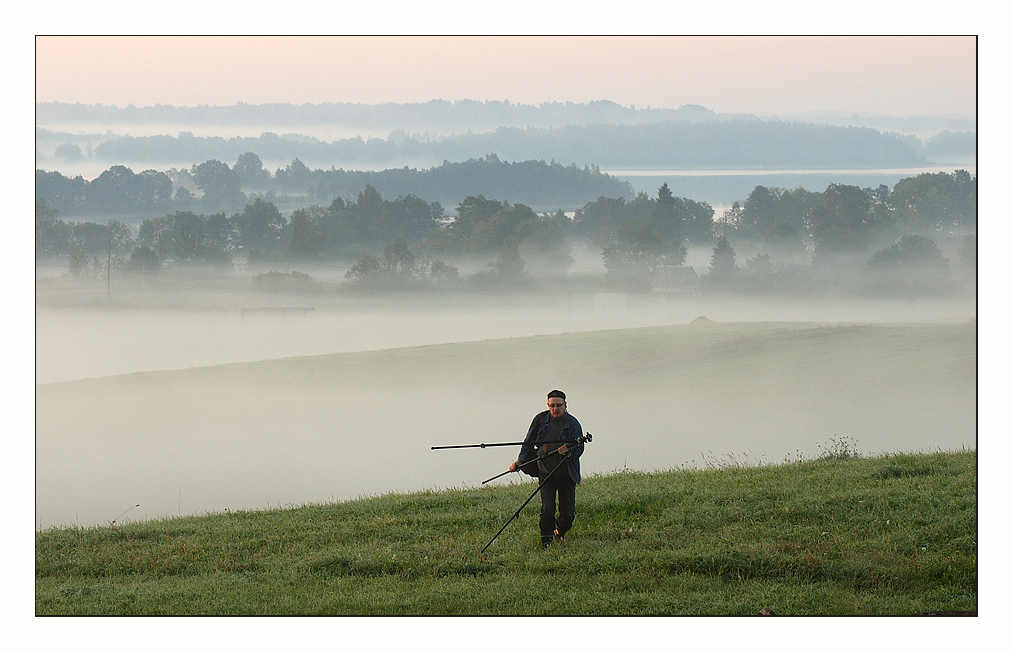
[55,142,85,161]
[274,158,313,192]
[233,152,271,189]
[762,220,807,262]
[386,194,444,244]
[745,252,775,276]
[735,185,820,241]
[287,206,325,260]
[602,219,667,291]
[490,238,527,282]
[235,198,286,254]
[67,242,90,278]
[707,235,738,286]
[135,211,232,264]
[720,202,745,234]
[36,170,87,214]
[889,170,976,234]
[867,235,949,272]
[652,183,680,241]
[680,197,716,245]
[464,204,539,254]
[572,195,627,240]
[519,218,573,277]
[382,239,416,277]
[36,199,71,256]
[173,186,196,210]
[168,211,205,262]
[864,234,952,296]
[355,183,384,218]
[345,253,382,282]
[469,237,532,289]
[809,184,875,262]
[739,185,778,237]
[192,160,245,212]
[85,165,173,214]
[451,195,508,238]
[424,259,460,287]
[70,221,128,257]
[548,208,571,234]
[126,244,164,274]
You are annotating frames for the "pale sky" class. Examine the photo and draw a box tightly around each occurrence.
[35,35,977,118]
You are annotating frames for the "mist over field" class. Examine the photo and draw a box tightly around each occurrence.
[36,289,974,385]
[35,278,976,530]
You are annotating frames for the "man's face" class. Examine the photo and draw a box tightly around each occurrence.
[547,398,566,418]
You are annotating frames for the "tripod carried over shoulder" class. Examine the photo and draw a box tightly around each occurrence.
[432,431,593,555]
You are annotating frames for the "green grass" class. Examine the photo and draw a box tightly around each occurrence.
[36,449,976,615]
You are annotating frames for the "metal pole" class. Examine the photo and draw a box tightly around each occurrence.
[432,436,590,451]
[481,457,539,485]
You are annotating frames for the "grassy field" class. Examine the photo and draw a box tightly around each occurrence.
[36,448,976,615]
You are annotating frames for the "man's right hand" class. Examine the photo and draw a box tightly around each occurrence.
[509,461,519,472]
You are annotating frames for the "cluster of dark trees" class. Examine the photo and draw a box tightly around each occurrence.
[686,171,977,297]
[37,167,976,298]
[36,154,631,217]
[722,170,975,261]
[37,186,446,269]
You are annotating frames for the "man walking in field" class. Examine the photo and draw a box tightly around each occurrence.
[509,390,585,548]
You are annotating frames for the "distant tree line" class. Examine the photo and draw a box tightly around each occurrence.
[74,120,931,170]
[37,168,976,298]
[36,99,717,131]
[36,154,632,217]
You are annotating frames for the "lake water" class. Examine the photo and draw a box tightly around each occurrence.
[605,165,976,206]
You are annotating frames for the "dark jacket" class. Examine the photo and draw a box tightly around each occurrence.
[518,411,584,483]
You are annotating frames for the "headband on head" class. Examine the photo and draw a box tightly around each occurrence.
[547,390,566,401]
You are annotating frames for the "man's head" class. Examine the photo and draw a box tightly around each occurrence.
[547,390,566,418]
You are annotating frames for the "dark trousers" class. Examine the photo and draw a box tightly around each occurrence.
[538,470,576,539]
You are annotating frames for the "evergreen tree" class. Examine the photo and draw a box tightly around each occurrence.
[708,235,738,285]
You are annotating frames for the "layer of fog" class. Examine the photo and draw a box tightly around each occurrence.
[36,304,976,530]
[36,240,976,529]
[36,290,975,386]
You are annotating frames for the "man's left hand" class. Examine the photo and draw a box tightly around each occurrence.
[557,443,569,455]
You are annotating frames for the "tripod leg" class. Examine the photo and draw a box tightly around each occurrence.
[479,453,570,554]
